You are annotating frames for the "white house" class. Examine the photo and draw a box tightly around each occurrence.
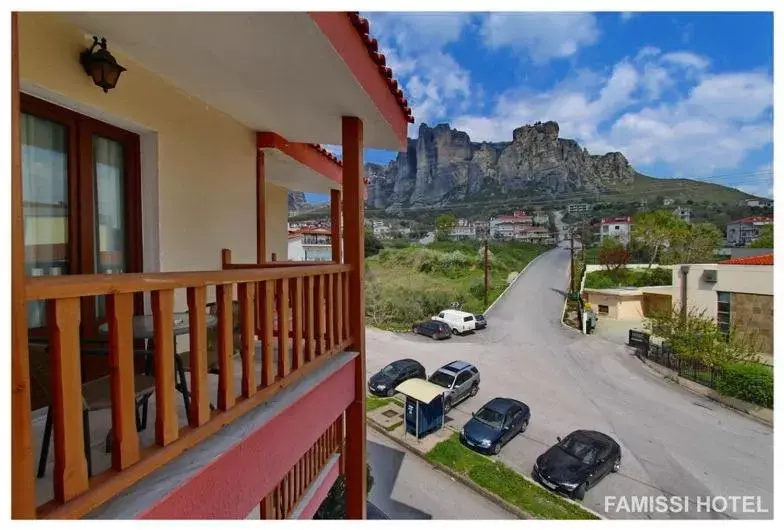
[726,216,773,246]
[449,218,476,240]
[673,206,692,223]
[533,211,549,226]
[490,211,532,238]
[600,216,632,245]
[567,203,590,214]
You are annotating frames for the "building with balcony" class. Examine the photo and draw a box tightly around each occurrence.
[600,216,633,246]
[489,211,532,239]
[567,203,591,214]
[673,206,692,224]
[288,228,341,262]
[11,11,413,519]
[448,219,476,240]
[726,216,774,247]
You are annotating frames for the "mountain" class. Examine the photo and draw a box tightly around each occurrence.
[288,191,309,213]
[366,121,755,215]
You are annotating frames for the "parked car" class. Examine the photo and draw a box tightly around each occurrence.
[427,360,480,411]
[532,430,621,500]
[460,397,530,455]
[432,309,476,335]
[368,359,426,397]
[474,313,487,329]
[411,320,452,340]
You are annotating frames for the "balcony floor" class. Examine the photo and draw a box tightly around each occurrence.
[33,348,297,516]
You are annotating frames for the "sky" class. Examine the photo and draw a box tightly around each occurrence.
[309,11,773,203]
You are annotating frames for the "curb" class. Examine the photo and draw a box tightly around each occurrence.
[367,420,531,520]
[636,355,773,427]
[485,249,549,316]
[367,419,604,520]
[559,259,583,334]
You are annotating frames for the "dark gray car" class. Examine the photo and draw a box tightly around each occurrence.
[428,360,480,412]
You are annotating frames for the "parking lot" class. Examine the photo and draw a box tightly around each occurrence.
[365,248,773,520]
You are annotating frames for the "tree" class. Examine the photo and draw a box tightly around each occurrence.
[434,214,457,240]
[314,463,375,519]
[749,224,773,248]
[632,210,685,267]
[365,231,383,257]
[597,237,630,273]
[662,222,722,264]
[644,307,761,369]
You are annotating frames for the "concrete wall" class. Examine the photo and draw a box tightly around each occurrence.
[584,291,644,320]
[18,13,289,291]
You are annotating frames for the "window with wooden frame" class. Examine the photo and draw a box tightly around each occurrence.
[21,94,143,336]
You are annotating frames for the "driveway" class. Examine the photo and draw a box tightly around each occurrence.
[365,248,773,519]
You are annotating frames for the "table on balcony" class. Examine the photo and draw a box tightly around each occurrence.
[98,312,219,424]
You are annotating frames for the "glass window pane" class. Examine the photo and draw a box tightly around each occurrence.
[93,135,126,318]
[718,292,731,303]
[21,113,69,328]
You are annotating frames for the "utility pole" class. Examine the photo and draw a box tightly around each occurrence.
[484,220,490,308]
[570,227,575,294]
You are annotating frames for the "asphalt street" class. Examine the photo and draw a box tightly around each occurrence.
[365,247,773,520]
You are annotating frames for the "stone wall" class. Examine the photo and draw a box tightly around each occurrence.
[731,293,774,355]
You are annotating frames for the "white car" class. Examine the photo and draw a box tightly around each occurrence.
[432,309,477,335]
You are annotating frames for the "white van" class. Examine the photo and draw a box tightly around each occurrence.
[432,309,476,335]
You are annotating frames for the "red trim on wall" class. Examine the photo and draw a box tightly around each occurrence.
[309,12,409,147]
[257,132,342,186]
[296,457,340,519]
[138,359,355,519]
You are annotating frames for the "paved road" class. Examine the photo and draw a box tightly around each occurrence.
[366,248,773,519]
[366,429,514,519]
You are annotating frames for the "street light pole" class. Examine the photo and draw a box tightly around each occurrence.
[570,228,575,294]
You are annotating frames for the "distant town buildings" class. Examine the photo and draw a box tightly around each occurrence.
[673,206,692,224]
[726,216,773,247]
[490,210,533,238]
[600,216,633,245]
[533,211,549,226]
[663,198,675,206]
[288,227,335,261]
[567,203,591,214]
[449,218,476,240]
[740,198,773,208]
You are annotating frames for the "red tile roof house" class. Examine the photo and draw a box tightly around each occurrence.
[600,216,633,246]
[489,211,533,238]
[725,216,773,247]
[12,12,412,519]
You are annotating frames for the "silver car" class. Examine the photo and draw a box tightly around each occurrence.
[428,360,480,412]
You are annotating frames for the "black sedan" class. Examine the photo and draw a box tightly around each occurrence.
[368,359,426,397]
[460,397,530,455]
[474,314,487,329]
[533,430,621,500]
[411,320,452,340]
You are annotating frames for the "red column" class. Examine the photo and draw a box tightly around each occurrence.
[341,116,366,520]
[256,148,267,263]
[330,189,342,263]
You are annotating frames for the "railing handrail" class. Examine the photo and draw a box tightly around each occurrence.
[25,264,351,300]
[224,261,337,270]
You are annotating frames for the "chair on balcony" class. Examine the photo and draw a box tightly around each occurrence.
[178,301,243,374]
[29,340,156,478]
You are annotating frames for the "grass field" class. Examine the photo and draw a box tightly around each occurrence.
[365,240,549,330]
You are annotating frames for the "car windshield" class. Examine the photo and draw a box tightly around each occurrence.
[474,406,504,429]
[559,436,599,464]
[380,364,403,377]
[429,371,455,389]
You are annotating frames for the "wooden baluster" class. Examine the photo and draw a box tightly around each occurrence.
[315,275,325,356]
[291,277,304,370]
[47,298,89,502]
[107,293,141,470]
[216,284,235,410]
[237,283,256,397]
[260,280,275,387]
[186,287,210,426]
[152,290,178,446]
[338,413,345,474]
[260,495,273,520]
[304,275,315,362]
[336,272,344,345]
[325,274,334,353]
[342,270,350,343]
[276,279,290,379]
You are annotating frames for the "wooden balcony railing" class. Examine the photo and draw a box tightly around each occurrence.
[20,263,352,518]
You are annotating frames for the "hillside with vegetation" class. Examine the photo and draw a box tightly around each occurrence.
[364,238,550,330]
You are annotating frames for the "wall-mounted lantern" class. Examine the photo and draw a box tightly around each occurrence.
[80,36,126,93]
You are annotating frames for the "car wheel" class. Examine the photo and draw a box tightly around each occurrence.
[444,397,453,412]
[519,419,529,433]
[451,328,459,335]
[574,483,587,501]
[412,327,419,334]
[492,442,501,455]
[470,384,478,397]
[612,457,621,473]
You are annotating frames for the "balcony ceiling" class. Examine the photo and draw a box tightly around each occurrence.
[263,147,338,194]
[63,12,407,150]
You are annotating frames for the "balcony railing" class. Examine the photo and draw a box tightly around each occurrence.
[20,263,352,518]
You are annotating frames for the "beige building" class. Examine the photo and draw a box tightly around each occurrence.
[583,286,672,320]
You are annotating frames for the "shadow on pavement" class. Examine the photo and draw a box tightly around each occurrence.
[368,440,433,520]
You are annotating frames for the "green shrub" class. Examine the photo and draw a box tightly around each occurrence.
[716,363,773,408]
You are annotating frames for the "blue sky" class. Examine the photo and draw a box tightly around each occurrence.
[309,11,773,202]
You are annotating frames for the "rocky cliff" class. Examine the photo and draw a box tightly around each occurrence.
[366,121,638,212]
[288,191,308,213]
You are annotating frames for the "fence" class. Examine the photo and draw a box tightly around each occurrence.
[632,332,724,390]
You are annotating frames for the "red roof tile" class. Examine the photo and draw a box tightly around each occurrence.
[309,144,342,166]
[719,254,773,265]
[348,12,415,124]
[729,216,774,224]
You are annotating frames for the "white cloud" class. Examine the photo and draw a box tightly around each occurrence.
[366,13,470,54]
[738,164,773,198]
[620,12,636,23]
[660,51,710,71]
[452,48,772,178]
[480,12,600,64]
